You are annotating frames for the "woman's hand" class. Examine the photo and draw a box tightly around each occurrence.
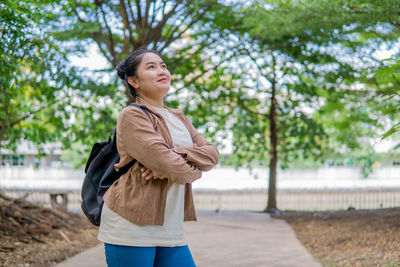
[141,167,158,180]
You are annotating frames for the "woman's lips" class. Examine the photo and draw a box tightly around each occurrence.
[157,78,168,82]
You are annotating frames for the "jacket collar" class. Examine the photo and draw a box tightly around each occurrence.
[134,95,180,117]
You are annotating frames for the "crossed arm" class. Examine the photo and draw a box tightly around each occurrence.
[141,142,198,180]
[141,113,220,181]
[117,107,219,184]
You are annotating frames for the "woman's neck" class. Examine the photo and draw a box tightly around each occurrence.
[138,94,164,108]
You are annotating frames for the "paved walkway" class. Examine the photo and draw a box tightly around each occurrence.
[55,210,320,267]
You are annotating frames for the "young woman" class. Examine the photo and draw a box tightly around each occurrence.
[97,49,219,267]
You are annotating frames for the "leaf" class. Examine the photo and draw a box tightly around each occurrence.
[382,123,400,140]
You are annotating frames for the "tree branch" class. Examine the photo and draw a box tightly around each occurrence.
[98,2,117,66]
[71,6,114,65]
[233,100,270,117]
[175,52,237,94]
[159,6,210,53]
[6,98,64,130]
[241,46,274,85]
[121,0,137,44]
[144,0,152,27]
[71,5,85,23]
[134,0,142,23]
[150,0,158,26]
[141,1,181,48]
[169,38,219,73]
[119,0,132,55]
[161,0,167,17]
[90,33,114,66]
[153,1,181,32]
[160,3,194,42]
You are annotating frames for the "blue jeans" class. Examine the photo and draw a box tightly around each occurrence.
[104,243,196,267]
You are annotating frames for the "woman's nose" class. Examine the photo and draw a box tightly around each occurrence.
[157,67,166,75]
[158,67,167,75]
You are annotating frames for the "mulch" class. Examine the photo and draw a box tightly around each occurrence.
[273,207,400,267]
[2,191,399,267]
[0,193,100,267]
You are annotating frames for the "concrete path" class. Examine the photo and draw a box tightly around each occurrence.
[55,210,320,267]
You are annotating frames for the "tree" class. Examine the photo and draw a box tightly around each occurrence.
[51,0,235,101]
[0,0,70,152]
[0,0,121,161]
[34,0,237,166]
[0,0,236,164]
[194,0,400,211]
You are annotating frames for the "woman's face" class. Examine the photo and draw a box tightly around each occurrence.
[128,52,171,99]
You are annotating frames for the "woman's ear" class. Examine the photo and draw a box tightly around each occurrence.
[127,77,139,89]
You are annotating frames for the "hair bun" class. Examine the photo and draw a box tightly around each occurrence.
[116,62,126,80]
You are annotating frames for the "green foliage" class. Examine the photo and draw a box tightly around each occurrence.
[374,58,400,141]
[60,139,91,168]
[383,123,400,139]
[0,0,68,152]
[2,0,399,178]
[44,0,238,168]
[356,153,377,178]
[218,0,400,175]
[0,0,123,163]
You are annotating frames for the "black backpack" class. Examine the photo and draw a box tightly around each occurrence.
[81,104,149,226]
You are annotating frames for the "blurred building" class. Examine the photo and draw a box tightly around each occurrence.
[0,141,71,168]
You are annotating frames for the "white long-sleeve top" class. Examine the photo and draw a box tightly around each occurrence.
[97,105,193,247]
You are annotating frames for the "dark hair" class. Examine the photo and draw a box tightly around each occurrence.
[116,49,162,102]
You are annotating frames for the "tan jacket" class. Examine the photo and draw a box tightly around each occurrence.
[103,96,219,226]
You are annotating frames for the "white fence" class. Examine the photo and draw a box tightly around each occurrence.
[2,188,400,212]
[192,188,400,211]
[1,166,400,191]
[1,165,399,211]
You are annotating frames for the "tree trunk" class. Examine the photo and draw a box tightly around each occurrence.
[266,75,278,212]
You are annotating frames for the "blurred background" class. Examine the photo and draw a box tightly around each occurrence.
[1,0,400,214]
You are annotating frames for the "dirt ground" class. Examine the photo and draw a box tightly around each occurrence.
[0,193,100,267]
[2,192,399,267]
[273,208,400,267]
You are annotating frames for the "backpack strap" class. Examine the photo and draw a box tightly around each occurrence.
[110,104,151,171]
[109,104,151,138]
[126,103,151,120]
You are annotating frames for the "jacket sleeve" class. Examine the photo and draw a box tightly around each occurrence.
[172,113,219,171]
[116,107,202,184]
